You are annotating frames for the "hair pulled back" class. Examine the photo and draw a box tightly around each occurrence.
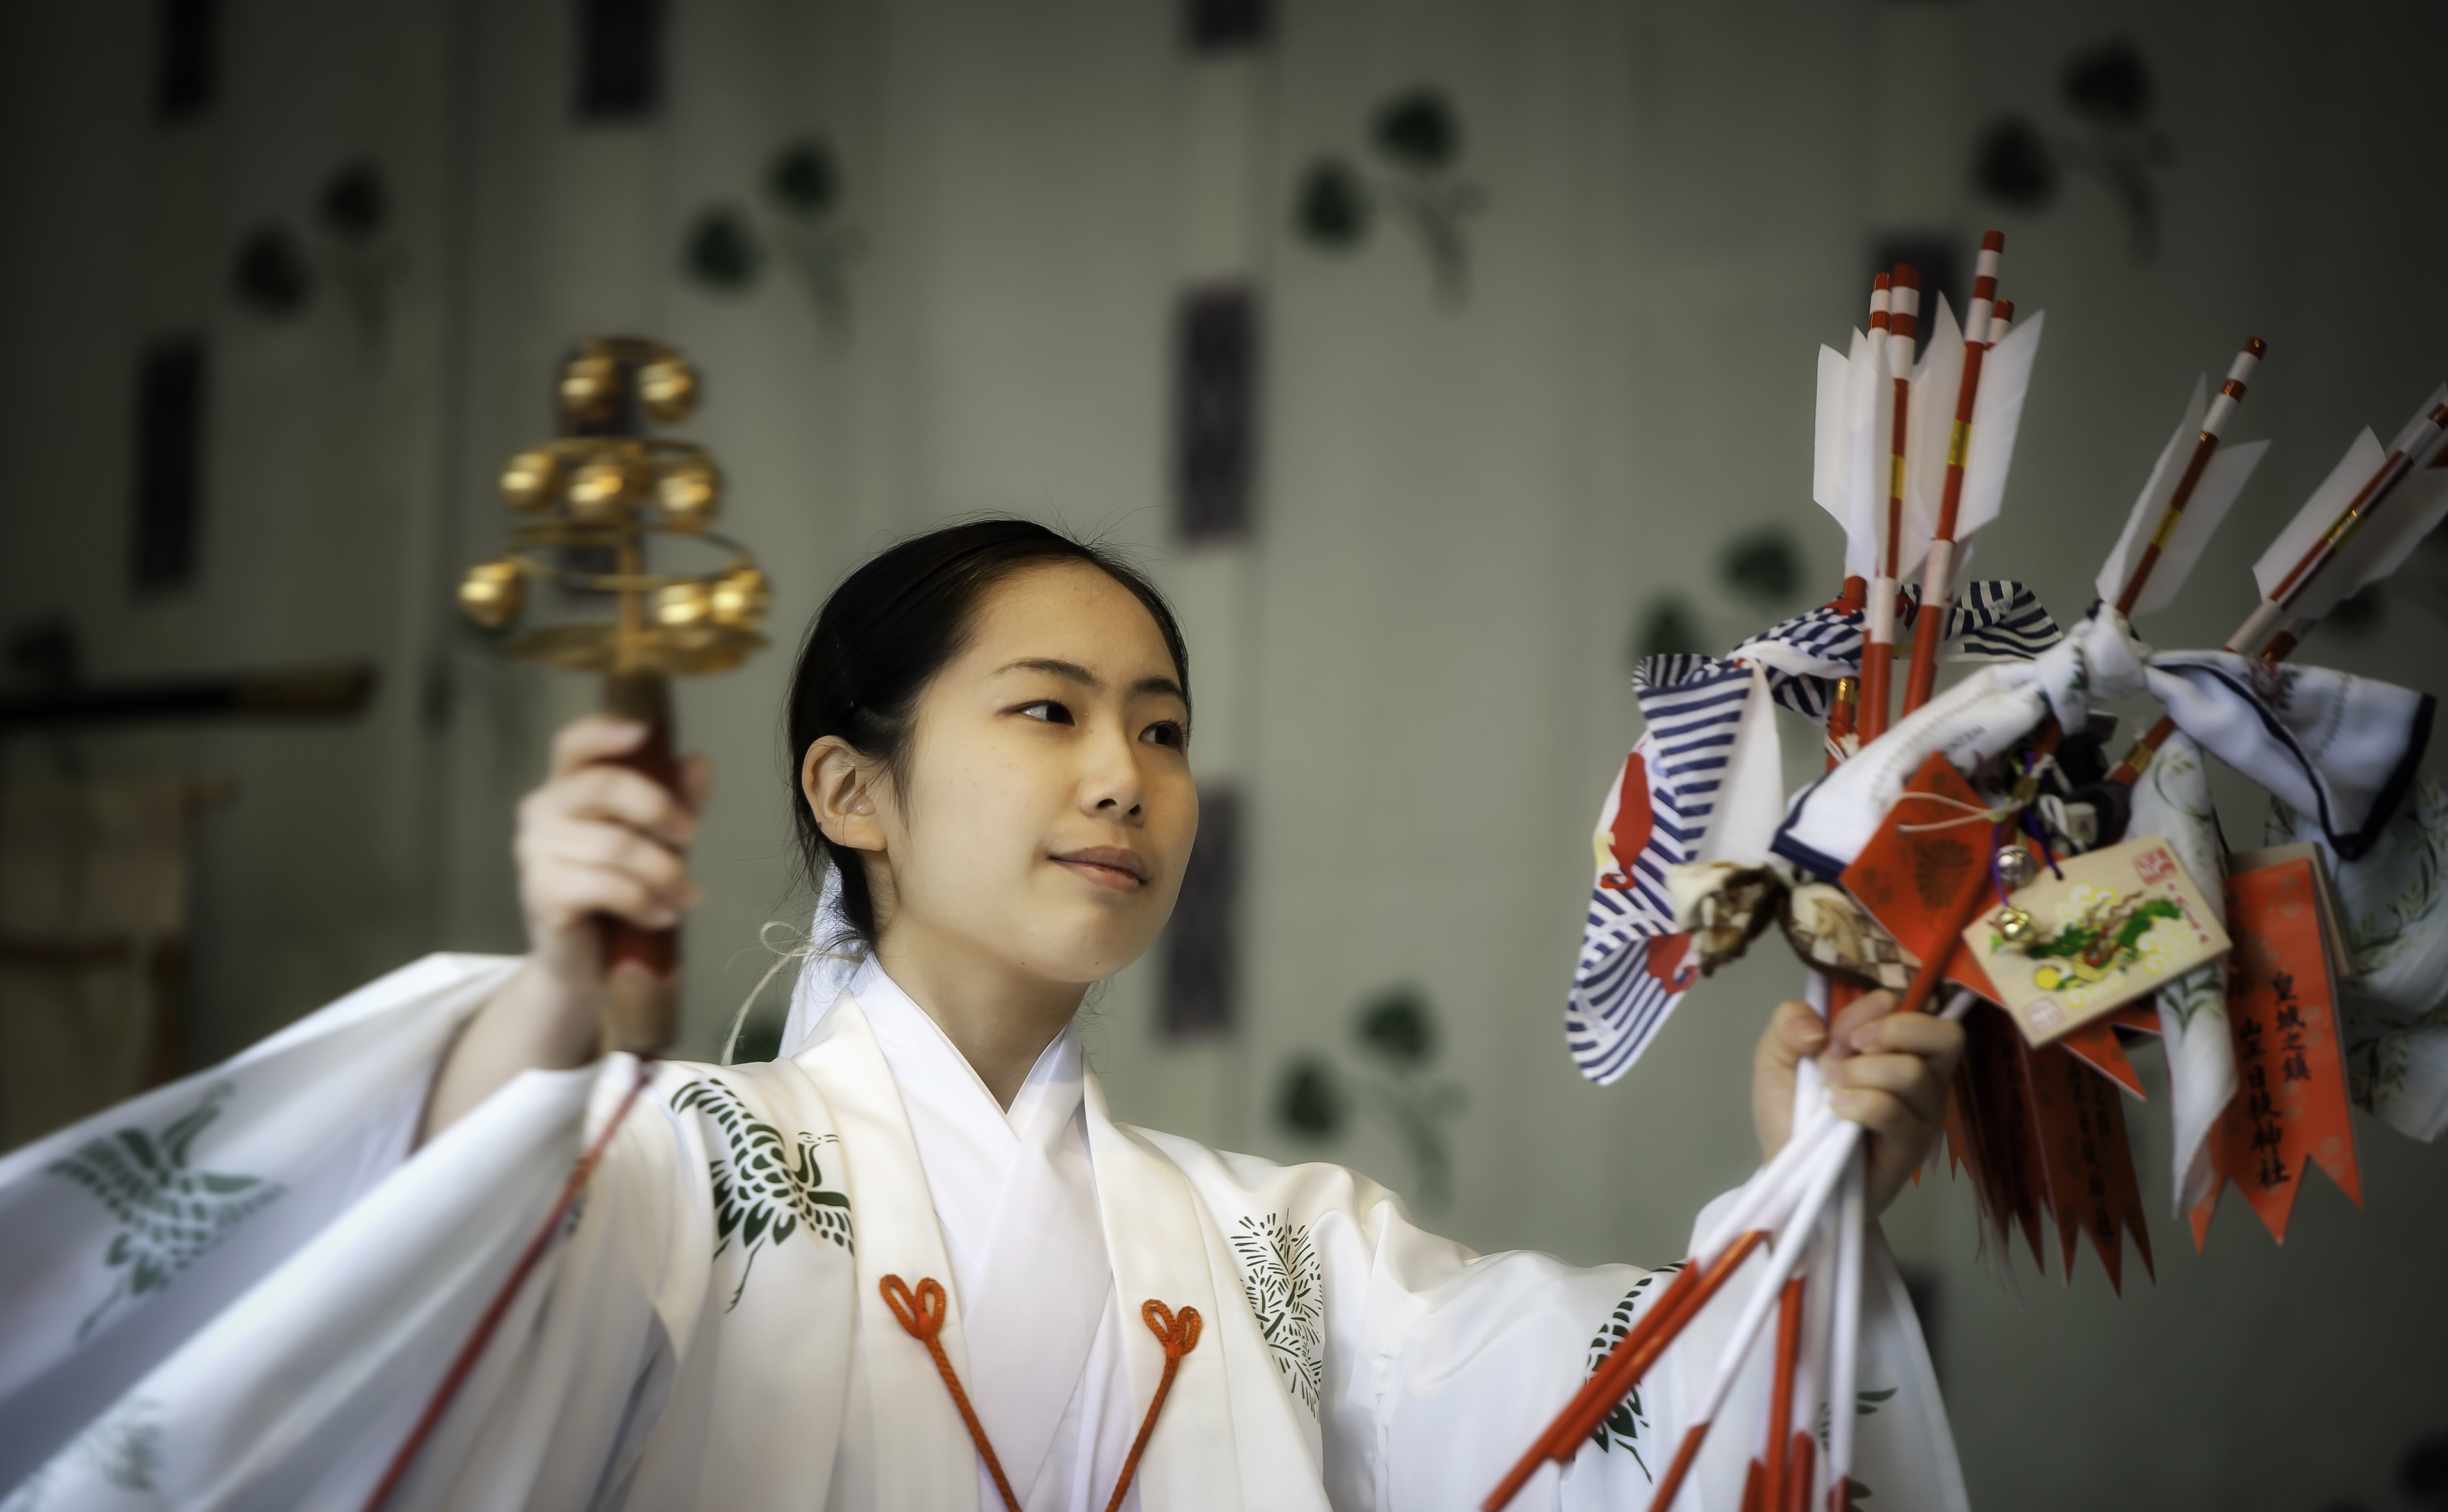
[786,517,1189,948]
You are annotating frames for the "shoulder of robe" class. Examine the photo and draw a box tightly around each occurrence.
[1122,1124,1477,1264]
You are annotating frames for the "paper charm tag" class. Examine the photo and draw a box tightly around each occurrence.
[2187,856,2362,1247]
[1964,834,2232,1046]
[2023,1039,2154,1291]
[2225,841,2358,981]
[1839,749,2002,1000]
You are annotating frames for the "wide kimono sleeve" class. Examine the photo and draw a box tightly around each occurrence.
[0,954,727,1511]
[1145,1135,1966,1512]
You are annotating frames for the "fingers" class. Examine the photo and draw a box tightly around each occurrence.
[1752,998,1826,1162]
[1758,998,1829,1074]
[527,857,688,931]
[1822,989,1900,1063]
[518,728,707,946]
[1824,1050,1950,1129]
[1849,1008,1965,1074]
[524,812,695,895]
[520,801,699,902]
[523,763,699,850]
[1811,987,1964,1214]
[549,715,649,780]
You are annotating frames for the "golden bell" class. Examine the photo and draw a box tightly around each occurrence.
[709,566,771,628]
[1994,905,2037,948]
[457,560,525,630]
[638,357,701,423]
[567,455,645,521]
[559,353,623,424]
[655,457,722,530]
[500,447,563,512]
[654,581,714,629]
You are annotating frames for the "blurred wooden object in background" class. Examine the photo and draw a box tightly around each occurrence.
[0,776,227,1151]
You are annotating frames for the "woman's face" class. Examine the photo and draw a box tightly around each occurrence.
[858,561,1197,986]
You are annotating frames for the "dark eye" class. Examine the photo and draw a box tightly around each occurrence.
[1018,700,1075,725]
[1141,719,1186,749]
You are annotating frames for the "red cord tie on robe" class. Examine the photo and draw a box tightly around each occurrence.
[882,1275,1202,1512]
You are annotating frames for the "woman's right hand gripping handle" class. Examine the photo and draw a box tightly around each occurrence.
[419,715,711,1143]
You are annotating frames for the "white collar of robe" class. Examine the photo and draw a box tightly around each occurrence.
[848,956,1118,1506]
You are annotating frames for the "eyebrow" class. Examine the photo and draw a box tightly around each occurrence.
[994,657,1188,706]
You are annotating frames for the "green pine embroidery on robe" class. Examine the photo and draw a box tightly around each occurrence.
[1231,1213,1325,1413]
[1581,1269,1674,1476]
[45,1085,285,1338]
[1815,1385,1896,1507]
[671,1078,852,1310]
[0,1396,162,1512]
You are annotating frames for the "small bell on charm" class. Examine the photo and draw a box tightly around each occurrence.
[1994,905,2036,947]
[1996,845,2038,891]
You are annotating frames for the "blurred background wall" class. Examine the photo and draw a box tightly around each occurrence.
[2,0,2445,1506]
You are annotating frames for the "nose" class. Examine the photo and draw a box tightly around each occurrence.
[1081,724,1146,822]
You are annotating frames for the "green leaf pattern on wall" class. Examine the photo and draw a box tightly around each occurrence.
[1272,985,1467,1211]
[1292,86,1486,308]
[230,159,404,358]
[683,135,865,336]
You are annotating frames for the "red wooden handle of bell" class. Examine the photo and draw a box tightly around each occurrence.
[597,672,681,1053]
[599,714,680,977]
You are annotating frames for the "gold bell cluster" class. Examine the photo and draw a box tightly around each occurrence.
[457,338,771,675]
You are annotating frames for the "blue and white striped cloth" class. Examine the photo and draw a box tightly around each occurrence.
[1565,583,2062,1085]
[1943,580,2062,662]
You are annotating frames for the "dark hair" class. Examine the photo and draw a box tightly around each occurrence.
[786,517,1191,947]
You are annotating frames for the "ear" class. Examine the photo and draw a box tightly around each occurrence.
[802,736,889,854]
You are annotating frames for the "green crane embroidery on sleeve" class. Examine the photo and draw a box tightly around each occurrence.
[671,1078,852,1310]
[45,1084,285,1339]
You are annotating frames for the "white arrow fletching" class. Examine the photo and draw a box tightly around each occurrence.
[2095,376,2209,607]
[2290,449,2448,622]
[1846,330,1892,579]
[1813,335,1885,579]
[2255,428,2386,599]
[1957,309,2045,541]
[2134,438,2267,618]
[1904,297,1964,557]
[1814,342,1849,514]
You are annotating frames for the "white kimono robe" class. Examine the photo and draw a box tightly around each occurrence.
[0,955,1968,1511]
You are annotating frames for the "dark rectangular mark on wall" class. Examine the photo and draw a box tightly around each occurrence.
[1184,0,1271,53]
[575,0,664,123]
[132,337,207,593]
[1172,284,1260,544]
[155,0,219,121]
[1162,784,1242,1038]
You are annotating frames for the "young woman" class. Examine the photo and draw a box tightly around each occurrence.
[0,519,1967,1511]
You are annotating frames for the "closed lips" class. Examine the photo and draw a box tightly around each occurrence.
[1052,848,1148,889]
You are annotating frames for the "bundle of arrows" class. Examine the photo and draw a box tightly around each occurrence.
[1514,228,2447,1511]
